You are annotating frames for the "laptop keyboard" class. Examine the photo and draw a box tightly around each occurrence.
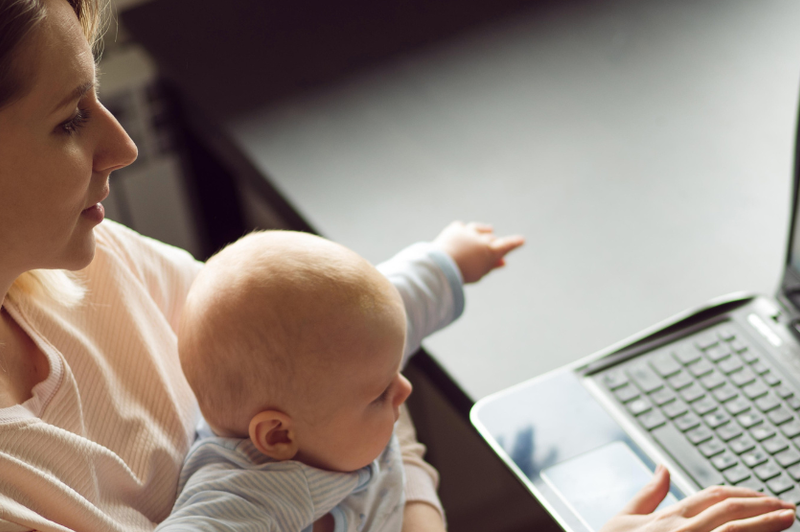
[599,322,800,512]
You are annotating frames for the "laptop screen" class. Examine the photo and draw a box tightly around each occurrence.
[781,96,800,295]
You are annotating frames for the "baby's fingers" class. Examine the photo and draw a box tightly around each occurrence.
[467,222,494,234]
[489,235,525,258]
[694,497,795,532]
[708,508,795,532]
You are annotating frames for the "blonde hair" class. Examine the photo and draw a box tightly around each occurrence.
[7,270,86,306]
[2,0,106,305]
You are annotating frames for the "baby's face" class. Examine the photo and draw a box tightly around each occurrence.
[293,292,412,472]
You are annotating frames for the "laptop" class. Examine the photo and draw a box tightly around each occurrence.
[471,95,800,532]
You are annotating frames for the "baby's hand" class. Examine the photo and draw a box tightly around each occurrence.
[433,221,524,284]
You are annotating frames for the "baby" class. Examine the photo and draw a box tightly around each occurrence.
[157,222,523,532]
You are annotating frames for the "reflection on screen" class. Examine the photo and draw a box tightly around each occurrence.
[541,441,678,532]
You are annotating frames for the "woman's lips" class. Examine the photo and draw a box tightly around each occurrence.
[81,202,105,224]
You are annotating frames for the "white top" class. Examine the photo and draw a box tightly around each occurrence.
[0,220,201,531]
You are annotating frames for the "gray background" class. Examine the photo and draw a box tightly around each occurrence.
[223,0,800,399]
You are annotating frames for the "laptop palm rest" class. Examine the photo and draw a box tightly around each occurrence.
[542,441,678,532]
[473,369,684,532]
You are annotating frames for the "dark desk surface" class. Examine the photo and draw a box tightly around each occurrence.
[124,0,800,401]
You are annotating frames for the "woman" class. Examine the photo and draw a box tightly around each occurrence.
[0,0,795,530]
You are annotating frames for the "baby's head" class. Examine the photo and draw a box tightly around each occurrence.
[179,231,412,472]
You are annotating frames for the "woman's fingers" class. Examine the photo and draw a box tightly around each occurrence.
[709,508,796,532]
[621,465,672,515]
[691,495,795,532]
[680,486,770,517]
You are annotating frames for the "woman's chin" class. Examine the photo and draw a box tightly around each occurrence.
[60,230,98,271]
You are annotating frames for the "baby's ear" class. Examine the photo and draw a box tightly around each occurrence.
[248,410,299,461]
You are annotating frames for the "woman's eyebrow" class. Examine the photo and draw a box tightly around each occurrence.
[50,80,95,115]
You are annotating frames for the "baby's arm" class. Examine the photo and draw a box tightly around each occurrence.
[377,221,523,364]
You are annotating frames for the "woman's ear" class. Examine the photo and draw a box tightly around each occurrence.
[248,410,299,461]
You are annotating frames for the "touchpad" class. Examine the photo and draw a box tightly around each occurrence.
[541,441,678,532]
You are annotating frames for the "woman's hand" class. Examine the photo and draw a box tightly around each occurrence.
[601,465,796,532]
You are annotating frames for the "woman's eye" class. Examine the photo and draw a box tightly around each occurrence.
[60,107,91,135]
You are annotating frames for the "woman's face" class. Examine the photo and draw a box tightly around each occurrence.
[0,0,137,280]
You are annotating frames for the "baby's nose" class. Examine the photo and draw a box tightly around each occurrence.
[395,374,413,406]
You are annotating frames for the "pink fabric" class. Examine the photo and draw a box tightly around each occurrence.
[0,221,200,532]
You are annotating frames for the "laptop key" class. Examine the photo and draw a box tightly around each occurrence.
[699,438,726,458]
[778,486,800,505]
[717,423,744,442]
[669,372,694,390]
[651,388,677,407]
[764,373,782,387]
[692,397,718,416]
[718,327,737,342]
[737,477,765,492]
[768,408,794,426]
[751,426,776,442]
[730,338,749,353]
[752,362,770,375]
[781,420,800,439]
[788,397,800,411]
[730,435,756,455]
[724,464,751,485]
[766,474,795,495]
[776,386,794,400]
[742,450,770,468]
[651,354,682,378]
[713,386,738,403]
[754,460,782,481]
[741,350,759,364]
[704,411,731,429]
[628,364,663,394]
[776,448,800,468]
[725,397,751,416]
[651,424,725,488]
[615,385,640,403]
[732,369,757,388]
[744,382,769,400]
[627,398,651,416]
[681,385,706,404]
[737,412,763,430]
[674,346,702,366]
[707,344,733,362]
[690,360,714,378]
[755,394,781,413]
[719,357,745,375]
[763,435,790,455]
[712,452,738,471]
[788,463,800,482]
[695,333,720,351]
[638,410,667,430]
[663,400,689,419]
[687,426,714,445]
[675,413,701,432]
[701,372,726,391]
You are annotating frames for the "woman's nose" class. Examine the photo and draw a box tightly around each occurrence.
[93,103,138,174]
